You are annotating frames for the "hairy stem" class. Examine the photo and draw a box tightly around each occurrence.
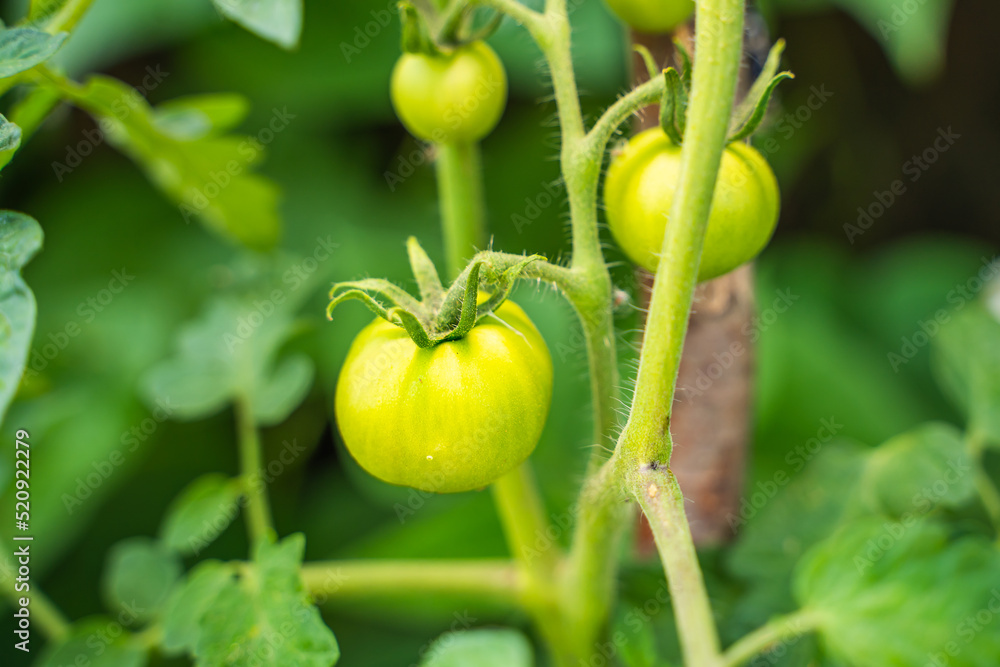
[618,0,745,464]
[492,466,559,571]
[40,0,97,33]
[235,398,275,546]
[720,610,823,667]
[436,141,487,280]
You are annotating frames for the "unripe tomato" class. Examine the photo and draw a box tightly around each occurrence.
[335,300,552,494]
[604,128,780,281]
[390,42,508,144]
[602,0,695,33]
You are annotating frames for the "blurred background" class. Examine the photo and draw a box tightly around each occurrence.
[1,0,998,664]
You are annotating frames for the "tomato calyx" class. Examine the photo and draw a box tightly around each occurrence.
[327,237,544,349]
[642,38,794,147]
[400,1,502,56]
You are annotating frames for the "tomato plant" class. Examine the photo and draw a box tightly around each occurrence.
[605,127,780,281]
[2,1,997,667]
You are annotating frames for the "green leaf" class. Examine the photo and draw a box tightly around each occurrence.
[71,76,281,250]
[195,534,339,666]
[160,474,243,555]
[36,618,147,667]
[0,27,66,79]
[858,422,976,516]
[795,518,1000,666]
[212,0,303,50]
[932,300,1000,446]
[0,211,42,424]
[154,93,251,140]
[0,114,21,170]
[420,628,533,667]
[102,537,182,624]
[142,291,315,426]
[160,561,236,655]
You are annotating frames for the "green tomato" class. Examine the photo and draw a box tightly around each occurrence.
[602,0,695,33]
[390,42,508,144]
[335,300,552,494]
[604,127,780,282]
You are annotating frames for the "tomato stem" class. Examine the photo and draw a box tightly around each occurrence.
[436,141,487,280]
[300,559,525,609]
[235,397,276,547]
[718,608,823,667]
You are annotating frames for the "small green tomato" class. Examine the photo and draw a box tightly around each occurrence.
[390,41,508,144]
[604,127,780,282]
[335,300,552,494]
[602,0,695,33]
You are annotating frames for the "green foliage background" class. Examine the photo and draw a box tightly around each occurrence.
[0,0,998,665]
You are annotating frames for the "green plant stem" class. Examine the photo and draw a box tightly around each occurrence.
[436,141,487,280]
[40,0,97,33]
[967,431,1000,537]
[618,0,745,465]
[492,466,559,571]
[719,610,822,667]
[300,559,523,609]
[27,587,70,641]
[610,0,745,663]
[235,397,275,546]
[629,466,720,664]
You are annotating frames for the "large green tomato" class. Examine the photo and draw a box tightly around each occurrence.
[335,300,552,494]
[390,41,507,144]
[604,128,780,282]
[602,0,695,33]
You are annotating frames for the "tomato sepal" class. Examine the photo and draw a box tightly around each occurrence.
[328,238,545,349]
[727,39,793,143]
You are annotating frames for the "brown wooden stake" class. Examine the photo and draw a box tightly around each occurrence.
[629,22,757,550]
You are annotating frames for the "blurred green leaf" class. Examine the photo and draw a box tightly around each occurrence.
[70,75,281,249]
[161,560,235,654]
[195,534,339,666]
[727,443,868,626]
[159,473,242,555]
[102,537,182,623]
[420,628,533,667]
[795,518,1000,666]
[611,606,660,667]
[933,301,1000,447]
[212,0,303,50]
[0,27,66,78]
[35,618,146,667]
[858,422,975,517]
[0,211,42,425]
[154,93,251,139]
[142,291,314,426]
[0,114,21,170]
